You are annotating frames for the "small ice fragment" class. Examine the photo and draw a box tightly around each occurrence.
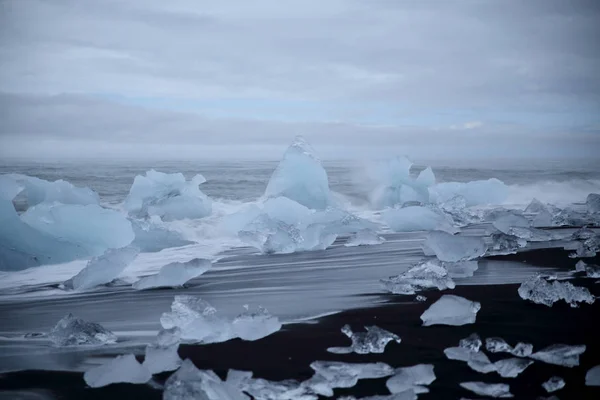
[460,382,513,398]
[133,258,211,290]
[383,206,457,233]
[70,246,139,290]
[493,213,530,235]
[587,193,600,213]
[518,275,595,307]
[386,364,435,394]
[420,295,480,326]
[143,328,182,374]
[486,337,512,353]
[572,227,596,240]
[585,263,600,278]
[344,229,385,247]
[542,376,565,393]
[575,260,587,272]
[164,359,248,400]
[512,342,534,357]
[84,354,151,388]
[444,260,479,278]
[570,234,600,258]
[493,358,533,378]
[48,313,117,347]
[486,233,527,256]
[232,305,282,341]
[415,295,427,302]
[586,365,600,386]
[380,260,455,295]
[460,334,482,352]
[422,231,487,262]
[529,344,586,367]
[444,347,496,374]
[310,361,394,390]
[327,325,401,354]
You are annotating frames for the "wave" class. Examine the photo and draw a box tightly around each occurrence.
[503,179,600,207]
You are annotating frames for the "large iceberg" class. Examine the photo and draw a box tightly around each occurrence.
[264,136,331,210]
[380,260,455,295]
[383,206,457,233]
[160,296,281,343]
[48,313,117,347]
[518,275,595,307]
[430,178,508,206]
[421,295,480,326]
[124,169,212,221]
[459,382,513,398]
[529,344,586,367]
[133,258,211,290]
[3,174,100,207]
[369,157,433,208]
[68,246,139,290]
[84,354,151,388]
[327,324,401,354]
[422,231,487,262]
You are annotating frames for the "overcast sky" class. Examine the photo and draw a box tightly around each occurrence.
[1,0,599,161]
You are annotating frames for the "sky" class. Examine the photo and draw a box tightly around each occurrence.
[0,0,599,161]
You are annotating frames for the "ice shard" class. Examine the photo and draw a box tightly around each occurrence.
[493,358,533,378]
[344,229,385,247]
[380,260,455,295]
[264,136,331,210]
[84,354,151,388]
[542,376,565,393]
[586,365,600,386]
[133,258,211,290]
[327,324,401,354]
[420,295,480,326]
[530,344,586,367]
[444,347,496,374]
[444,260,479,278]
[143,328,182,374]
[492,213,530,235]
[422,231,487,262]
[48,313,117,347]
[310,361,394,390]
[485,337,533,357]
[124,170,212,221]
[486,233,527,256]
[69,246,139,290]
[518,275,595,307]
[460,333,482,352]
[386,364,435,394]
[383,206,457,233]
[459,382,513,398]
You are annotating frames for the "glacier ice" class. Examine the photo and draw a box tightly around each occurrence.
[4,174,99,207]
[124,169,212,221]
[369,156,431,209]
[264,136,331,210]
[344,229,385,247]
[131,218,193,252]
[133,258,211,290]
[542,376,565,393]
[587,193,600,214]
[143,328,182,374]
[574,260,600,278]
[386,364,435,394]
[492,213,530,235]
[444,346,496,374]
[164,359,248,400]
[380,260,455,295]
[486,233,527,256]
[529,344,586,367]
[460,333,482,352]
[575,260,586,272]
[310,361,395,390]
[460,382,513,398]
[570,233,600,258]
[420,295,480,326]
[493,358,533,378]
[160,296,281,343]
[518,275,595,307]
[430,178,508,206]
[327,324,401,354]
[422,231,487,262]
[84,354,151,388]
[69,246,139,290]
[485,337,533,357]
[444,260,479,278]
[525,199,557,228]
[572,227,596,240]
[586,365,600,386]
[48,313,117,347]
[383,206,458,233]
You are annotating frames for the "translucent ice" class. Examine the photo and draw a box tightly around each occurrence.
[586,365,600,386]
[164,359,248,400]
[492,213,530,235]
[422,231,487,262]
[48,313,117,346]
[587,193,600,213]
[444,260,479,278]
[525,198,549,214]
[460,333,482,352]
[486,233,527,256]
[444,347,496,374]
[575,260,587,272]
[369,156,430,209]
[530,344,586,367]
[574,260,600,278]
[493,358,533,378]
[264,136,331,210]
[133,258,211,290]
[383,206,458,233]
[571,227,596,241]
[160,296,281,343]
[542,376,565,393]
[233,372,312,400]
[518,275,595,307]
[143,328,182,374]
[5,174,99,207]
[124,170,212,221]
[460,382,513,398]
[386,364,435,394]
[69,246,139,290]
[420,295,481,326]
[310,361,395,389]
[430,178,508,206]
[327,325,401,354]
[485,337,533,357]
[344,229,385,247]
[381,260,455,295]
[131,218,193,252]
[570,234,600,258]
[84,354,151,388]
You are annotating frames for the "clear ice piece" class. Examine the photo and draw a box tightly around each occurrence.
[493,358,533,378]
[133,258,211,290]
[444,347,496,374]
[518,275,595,307]
[310,361,394,390]
[530,344,586,367]
[542,376,565,393]
[492,213,530,235]
[380,260,455,295]
[344,229,385,247]
[420,295,480,326]
[327,325,401,354]
[69,246,139,290]
[386,364,435,394]
[460,333,482,352]
[460,382,513,398]
[48,313,117,347]
[143,328,182,374]
[84,354,151,388]
[383,206,458,234]
[422,231,487,262]
[486,233,527,256]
